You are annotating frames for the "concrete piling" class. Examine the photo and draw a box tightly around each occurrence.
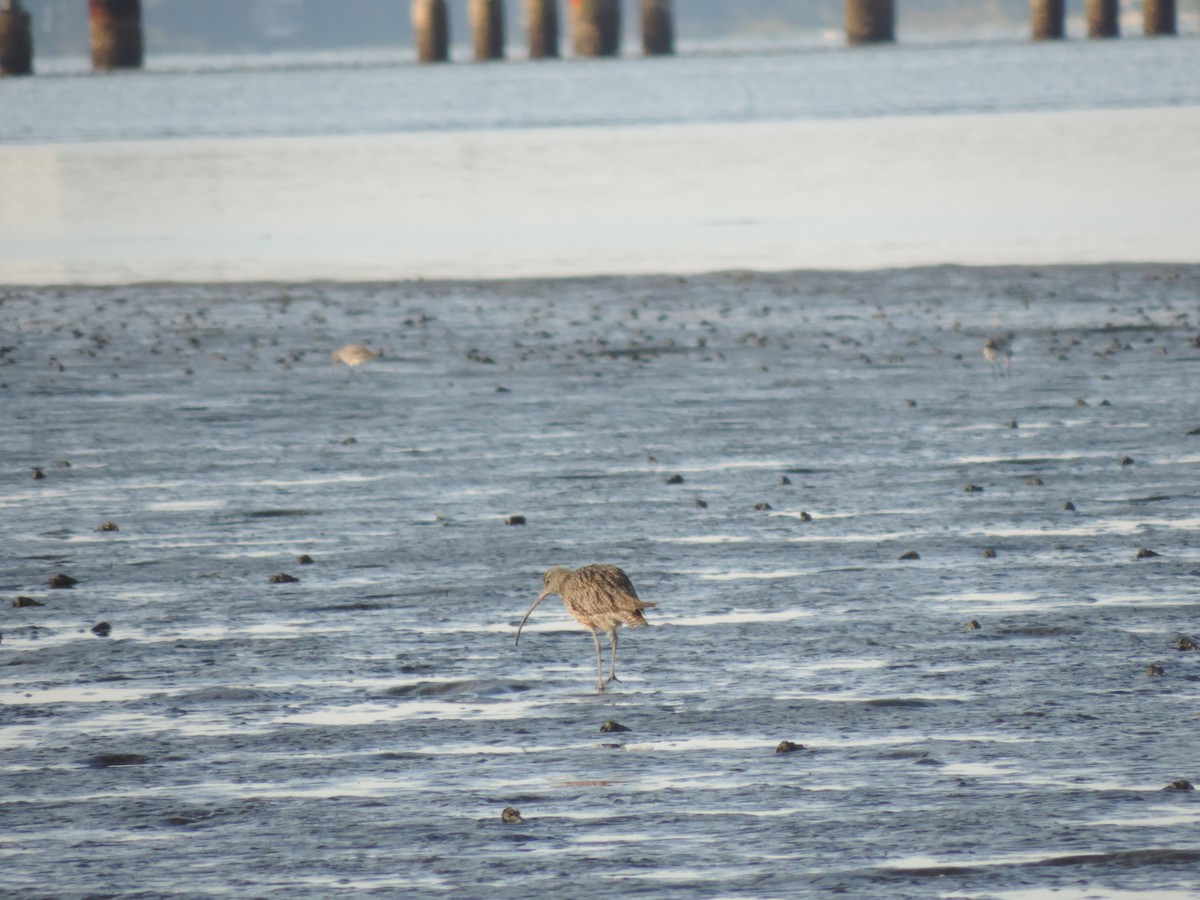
[845,0,895,45]
[0,1,33,76]
[470,0,505,60]
[524,0,559,58]
[570,0,620,58]
[641,0,674,56]
[1143,0,1176,36]
[412,0,450,63]
[89,0,143,70]
[1029,0,1065,40]
[1085,0,1119,37]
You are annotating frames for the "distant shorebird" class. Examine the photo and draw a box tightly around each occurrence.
[331,344,379,368]
[515,564,656,693]
[983,335,1013,377]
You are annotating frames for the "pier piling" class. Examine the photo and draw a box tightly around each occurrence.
[1085,0,1119,37]
[528,0,559,58]
[845,0,895,45]
[89,0,143,70]
[412,0,450,63]
[524,0,559,58]
[470,0,505,60]
[1029,0,1065,40]
[1143,0,1176,35]
[570,0,620,58]
[0,1,33,76]
[641,0,673,56]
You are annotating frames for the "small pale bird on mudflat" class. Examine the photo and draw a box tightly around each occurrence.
[515,564,656,693]
[983,335,1013,377]
[331,344,379,368]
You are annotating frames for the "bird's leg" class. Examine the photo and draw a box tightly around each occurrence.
[591,629,606,693]
[605,629,620,684]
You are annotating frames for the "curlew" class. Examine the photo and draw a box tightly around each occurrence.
[983,335,1012,377]
[515,564,655,693]
[331,344,379,368]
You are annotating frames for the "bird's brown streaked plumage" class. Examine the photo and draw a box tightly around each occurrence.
[515,564,656,693]
[983,334,1013,377]
[331,344,379,367]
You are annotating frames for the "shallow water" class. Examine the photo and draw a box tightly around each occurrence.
[3,265,1200,897]
[2,36,1199,283]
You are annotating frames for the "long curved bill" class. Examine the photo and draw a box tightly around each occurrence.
[515,590,550,646]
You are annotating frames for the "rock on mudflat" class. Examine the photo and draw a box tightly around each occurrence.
[13,596,44,608]
[982,548,997,559]
[1145,664,1165,677]
[269,572,300,584]
[48,573,77,589]
[1163,780,1195,792]
[504,515,527,526]
[87,753,150,768]
[91,621,112,637]
[501,807,526,824]
[775,740,804,754]
[95,521,119,532]
[898,550,921,561]
[1176,637,1198,652]
[1136,548,1160,559]
[600,720,631,733]
[964,620,982,631]
[296,554,314,564]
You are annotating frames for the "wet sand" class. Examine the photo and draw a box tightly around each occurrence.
[3,264,1200,898]
[3,106,1199,284]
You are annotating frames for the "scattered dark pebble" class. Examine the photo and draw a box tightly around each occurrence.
[665,474,685,484]
[898,550,921,561]
[964,484,984,493]
[1187,427,1200,436]
[600,720,631,733]
[87,753,149,768]
[55,460,71,468]
[91,622,112,637]
[1176,637,1198,652]
[779,475,792,485]
[341,436,358,445]
[1120,456,1135,466]
[296,554,314,564]
[1006,419,1018,429]
[905,399,917,408]
[504,515,527,526]
[1075,398,1089,407]
[1027,477,1044,486]
[754,502,772,511]
[797,511,812,522]
[775,740,804,754]
[47,573,77,589]
[964,620,982,631]
[13,596,44,608]
[1063,500,1076,511]
[1145,664,1165,677]
[495,386,511,393]
[1136,548,1160,559]
[1163,780,1195,792]
[982,548,997,559]
[501,807,525,824]
[268,572,299,584]
[31,467,45,480]
[95,521,119,532]
[693,498,707,509]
